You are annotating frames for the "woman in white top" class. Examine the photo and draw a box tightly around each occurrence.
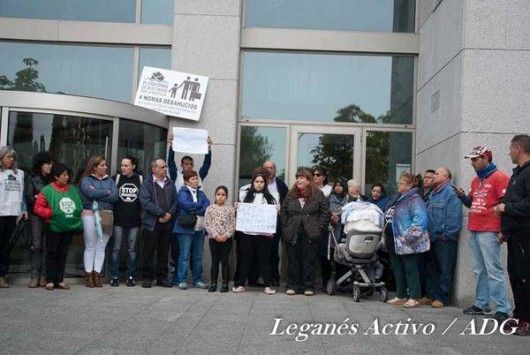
[233,167,278,295]
[313,166,332,198]
[0,146,27,288]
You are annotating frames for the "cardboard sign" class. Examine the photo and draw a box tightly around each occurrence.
[135,66,209,121]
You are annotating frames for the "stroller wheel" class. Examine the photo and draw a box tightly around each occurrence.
[326,279,337,295]
[379,286,389,302]
[352,284,361,302]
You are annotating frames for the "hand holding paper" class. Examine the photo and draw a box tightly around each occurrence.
[172,127,209,155]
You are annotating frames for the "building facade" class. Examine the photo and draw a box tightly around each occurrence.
[1,0,528,305]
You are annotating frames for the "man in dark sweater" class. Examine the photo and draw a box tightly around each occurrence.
[110,156,143,287]
[495,134,530,336]
[139,158,177,288]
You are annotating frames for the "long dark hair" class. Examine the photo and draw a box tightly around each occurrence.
[243,167,276,204]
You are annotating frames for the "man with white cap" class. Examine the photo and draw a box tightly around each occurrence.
[455,146,511,321]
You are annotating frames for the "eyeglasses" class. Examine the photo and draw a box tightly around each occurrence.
[313,173,322,177]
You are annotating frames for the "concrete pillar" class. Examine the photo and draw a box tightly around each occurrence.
[416,0,530,306]
[171,0,242,281]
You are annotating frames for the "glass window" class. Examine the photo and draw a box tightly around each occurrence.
[118,119,167,176]
[365,131,412,195]
[141,0,173,24]
[238,126,286,189]
[245,0,415,33]
[297,132,354,184]
[138,47,172,79]
[0,0,136,23]
[241,51,414,124]
[7,111,113,182]
[7,110,114,278]
[0,42,134,103]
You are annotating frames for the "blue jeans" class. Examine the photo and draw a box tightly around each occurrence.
[426,238,458,305]
[173,231,205,285]
[111,226,139,278]
[468,231,511,314]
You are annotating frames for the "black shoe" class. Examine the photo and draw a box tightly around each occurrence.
[126,276,135,287]
[156,279,173,288]
[463,305,490,315]
[142,279,152,288]
[208,283,217,292]
[490,311,509,322]
[110,277,119,287]
[220,284,228,293]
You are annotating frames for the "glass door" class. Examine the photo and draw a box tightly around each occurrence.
[289,125,362,187]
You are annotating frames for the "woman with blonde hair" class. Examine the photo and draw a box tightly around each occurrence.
[79,155,118,287]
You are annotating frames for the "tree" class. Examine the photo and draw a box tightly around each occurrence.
[309,104,391,182]
[0,57,46,92]
[239,126,272,180]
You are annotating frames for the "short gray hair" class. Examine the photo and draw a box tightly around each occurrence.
[0,146,18,172]
[347,179,360,188]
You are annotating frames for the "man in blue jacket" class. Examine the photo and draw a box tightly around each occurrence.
[139,158,177,288]
[426,167,463,308]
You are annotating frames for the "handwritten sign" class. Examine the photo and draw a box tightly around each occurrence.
[236,203,277,234]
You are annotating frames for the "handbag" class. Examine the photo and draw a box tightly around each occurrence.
[178,211,197,228]
[9,218,32,249]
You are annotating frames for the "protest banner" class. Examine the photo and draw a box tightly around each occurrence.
[135,66,208,121]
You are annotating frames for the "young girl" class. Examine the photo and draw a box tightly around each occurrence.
[233,167,278,295]
[204,186,235,293]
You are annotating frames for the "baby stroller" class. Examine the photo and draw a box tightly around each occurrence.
[326,201,388,302]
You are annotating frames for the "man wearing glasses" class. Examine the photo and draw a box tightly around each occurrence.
[139,159,177,288]
[455,146,511,322]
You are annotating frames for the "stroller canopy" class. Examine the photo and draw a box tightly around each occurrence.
[341,201,384,234]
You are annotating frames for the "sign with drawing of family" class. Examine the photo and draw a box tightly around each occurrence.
[134,66,209,121]
[236,203,278,235]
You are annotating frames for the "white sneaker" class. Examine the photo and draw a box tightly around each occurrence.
[232,286,246,293]
[264,287,276,295]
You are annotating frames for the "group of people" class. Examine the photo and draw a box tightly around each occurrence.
[380,135,529,336]
[0,133,529,336]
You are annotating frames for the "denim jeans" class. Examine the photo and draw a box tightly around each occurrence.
[173,231,205,285]
[111,226,139,278]
[426,239,458,305]
[468,231,511,314]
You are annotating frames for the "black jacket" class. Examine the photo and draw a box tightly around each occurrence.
[501,160,530,234]
[25,174,47,214]
[280,189,330,244]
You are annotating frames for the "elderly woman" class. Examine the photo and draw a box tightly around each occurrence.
[347,179,366,202]
[385,173,429,308]
[0,146,27,288]
[281,168,329,296]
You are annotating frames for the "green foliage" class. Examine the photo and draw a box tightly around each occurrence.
[1,57,47,92]
[239,126,272,179]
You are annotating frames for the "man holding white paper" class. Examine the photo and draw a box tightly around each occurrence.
[167,128,212,192]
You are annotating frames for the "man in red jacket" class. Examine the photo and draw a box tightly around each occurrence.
[455,146,511,321]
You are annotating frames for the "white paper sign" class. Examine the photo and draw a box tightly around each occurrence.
[172,127,208,155]
[236,203,278,234]
[134,66,209,121]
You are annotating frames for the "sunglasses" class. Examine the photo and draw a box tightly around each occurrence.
[470,157,481,162]
[313,173,322,177]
